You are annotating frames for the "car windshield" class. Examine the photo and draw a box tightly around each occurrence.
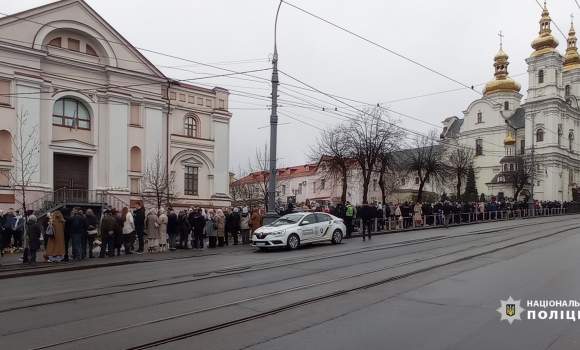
[269,214,304,227]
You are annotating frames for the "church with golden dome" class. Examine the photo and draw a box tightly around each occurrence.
[441,2,580,202]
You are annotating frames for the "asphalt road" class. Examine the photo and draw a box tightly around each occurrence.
[1,215,580,350]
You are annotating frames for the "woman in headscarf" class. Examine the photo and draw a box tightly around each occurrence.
[240,207,251,245]
[146,208,160,253]
[216,209,226,246]
[43,210,66,262]
[205,209,218,248]
[158,208,168,252]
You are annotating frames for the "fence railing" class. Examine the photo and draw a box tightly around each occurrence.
[24,188,129,216]
[349,208,570,233]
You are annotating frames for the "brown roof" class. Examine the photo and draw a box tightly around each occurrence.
[234,163,319,184]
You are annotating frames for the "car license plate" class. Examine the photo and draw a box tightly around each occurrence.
[256,242,266,246]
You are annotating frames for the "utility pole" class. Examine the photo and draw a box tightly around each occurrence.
[264,0,283,225]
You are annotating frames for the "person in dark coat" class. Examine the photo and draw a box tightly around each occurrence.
[2,208,15,251]
[189,209,206,250]
[422,202,433,226]
[100,210,117,258]
[71,207,88,261]
[223,208,231,246]
[167,209,179,250]
[112,209,124,256]
[26,215,42,265]
[84,209,99,258]
[400,202,411,229]
[133,202,146,254]
[229,208,241,245]
[178,210,190,249]
[358,201,373,241]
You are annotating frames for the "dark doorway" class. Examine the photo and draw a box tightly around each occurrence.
[54,154,89,202]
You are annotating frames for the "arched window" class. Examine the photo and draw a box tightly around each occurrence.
[0,130,11,161]
[539,70,544,84]
[570,132,575,153]
[52,98,91,130]
[184,117,197,137]
[504,101,509,110]
[130,146,142,172]
[558,126,563,147]
[536,128,544,142]
[566,85,571,96]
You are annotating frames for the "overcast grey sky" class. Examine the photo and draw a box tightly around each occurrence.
[4,0,577,174]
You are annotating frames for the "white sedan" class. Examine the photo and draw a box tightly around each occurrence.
[252,212,346,250]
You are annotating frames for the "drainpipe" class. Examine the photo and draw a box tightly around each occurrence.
[166,81,171,208]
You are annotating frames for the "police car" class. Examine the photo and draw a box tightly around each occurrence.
[252,212,346,250]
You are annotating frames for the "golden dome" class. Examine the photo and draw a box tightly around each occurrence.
[504,131,516,146]
[483,45,521,95]
[531,2,559,57]
[564,22,580,71]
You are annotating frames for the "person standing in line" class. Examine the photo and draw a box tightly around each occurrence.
[414,202,423,227]
[71,207,87,261]
[146,208,160,253]
[223,208,231,246]
[443,200,453,228]
[240,207,251,245]
[344,201,355,237]
[43,211,66,262]
[178,210,190,249]
[122,207,134,255]
[191,208,206,251]
[206,209,217,248]
[26,215,42,266]
[216,209,226,246]
[2,208,14,252]
[166,208,178,251]
[11,210,24,250]
[61,208,73,261]
[250,208,262,241]
[133,202,146,254]
[229,208,241,245]
[99,210,116,257]
[84,209,99,258]
[358,201,373,241]
[112,209,124,256]
[158,208,168,252]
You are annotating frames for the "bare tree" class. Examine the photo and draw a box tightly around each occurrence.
[400,129,450,203]
[229,166,261,208]
[445,140,475,198]
[6,109,41,255]
[347,107,404,203]
[378,161,404,204]
[140,148,181,210]
[308,124,353,203]
[504,155,533,199]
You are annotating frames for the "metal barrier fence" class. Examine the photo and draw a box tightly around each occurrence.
[349,208,569,233]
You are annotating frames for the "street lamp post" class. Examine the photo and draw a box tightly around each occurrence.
[264,0,283,225]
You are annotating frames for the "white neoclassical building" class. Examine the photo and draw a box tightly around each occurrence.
[0,0,231,212]
[441,3,580,202]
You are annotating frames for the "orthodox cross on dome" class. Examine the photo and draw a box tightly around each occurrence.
[498,31,504,46]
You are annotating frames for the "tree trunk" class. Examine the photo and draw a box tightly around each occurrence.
[362,174,370,203]
[378,174,387,204]
[456,173,462,200]
[341,167,348,203]
[417,181,426,203]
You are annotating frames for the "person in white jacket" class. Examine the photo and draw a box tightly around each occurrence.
[122,207,135,255]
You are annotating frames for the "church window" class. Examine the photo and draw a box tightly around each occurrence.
[558,126,563,147]
[520,139,525,154]
[566,85,571,96]
[504,164,508,172]
[68,38,80,52]
[539,70,544,84]
[477,112,482,123]
[536,129,544,142]
[86,44,97,56]
[570,132,575,153]
[52,98,91,130]
[48,37,61,47]
[504,101,509,111]
[475,139,483,155]
[510,164,514,171]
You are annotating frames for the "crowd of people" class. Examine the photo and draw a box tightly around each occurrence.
[0,202,267,265]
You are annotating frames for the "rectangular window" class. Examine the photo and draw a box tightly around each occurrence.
[321,179,325,189]
[179,94,186,102]
[206,99,212,107]
[162,88,168,98]
[188,96,195,104]
[0,80,10,106]
[415,177,420,185]
[170,92,176,100]
[130,178,139,194]
[282,185,286,195]
[219,99,225,109]
[570,169,574,185]
[402,178,406,186]
[298,183,303,194]
[520,139,525,155]
[197,97,203,105]
[477,112,482,123]
[184,166,199,195]
[373,179,378,191]
[68,38,80,51]
[476,139,483,155]
[130,104,140,126]
[425,175,430,184]
[0,169,9,186]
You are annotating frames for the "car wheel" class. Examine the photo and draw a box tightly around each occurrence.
[286,234,300,250]
[331,229,343,244]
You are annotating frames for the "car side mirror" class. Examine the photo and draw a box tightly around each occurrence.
[301,221,310,226]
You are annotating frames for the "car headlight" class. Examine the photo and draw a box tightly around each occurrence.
[272,230,286,237]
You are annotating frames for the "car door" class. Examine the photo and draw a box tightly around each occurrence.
[315,213,333,240]
[298,214,317,242]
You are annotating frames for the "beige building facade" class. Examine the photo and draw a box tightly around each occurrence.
[0,0,231,212]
